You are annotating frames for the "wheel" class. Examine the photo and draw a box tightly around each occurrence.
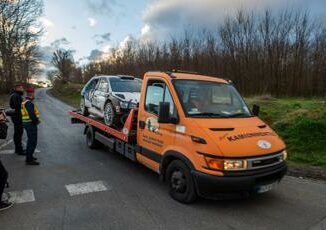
[85,126,101,149]
[80,97,89,116]
[166,160,197,203]
[103,102,116,126]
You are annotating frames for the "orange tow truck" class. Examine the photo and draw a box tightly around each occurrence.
[70,71,287,203]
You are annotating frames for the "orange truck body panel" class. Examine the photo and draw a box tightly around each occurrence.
[137,72,286,176]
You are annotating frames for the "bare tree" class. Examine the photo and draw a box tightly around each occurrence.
[0,0,43,93]
[81,9,326,97]
[51,49,75,83]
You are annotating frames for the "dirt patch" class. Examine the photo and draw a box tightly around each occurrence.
[288,165,326,181]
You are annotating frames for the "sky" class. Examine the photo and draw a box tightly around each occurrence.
[40,0,326,65]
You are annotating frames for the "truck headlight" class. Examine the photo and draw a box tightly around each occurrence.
[224,160,247,171]
[204,156,247,171]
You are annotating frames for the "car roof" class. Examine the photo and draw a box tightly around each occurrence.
[95,75,136,80]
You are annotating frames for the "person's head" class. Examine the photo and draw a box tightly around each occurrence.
[14,83,24,93]
[26,88,35,100]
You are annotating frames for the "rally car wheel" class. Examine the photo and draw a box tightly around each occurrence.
[104,102,115,127]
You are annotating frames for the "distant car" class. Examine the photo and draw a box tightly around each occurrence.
[80,75,142,126]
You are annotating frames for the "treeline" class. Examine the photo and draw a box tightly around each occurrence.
[0,0,43,93]
[81,10,326,97]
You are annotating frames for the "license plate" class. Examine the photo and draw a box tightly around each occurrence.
[256,182,278,193]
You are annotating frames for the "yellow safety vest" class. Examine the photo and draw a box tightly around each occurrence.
[21,100,40,123]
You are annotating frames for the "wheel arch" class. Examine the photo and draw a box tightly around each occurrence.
[160,150,195,181]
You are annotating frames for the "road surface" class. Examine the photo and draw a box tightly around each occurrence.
[0,88,325,230]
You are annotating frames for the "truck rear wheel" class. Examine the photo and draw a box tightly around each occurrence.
[166,160,197,203]
[85,126,101,149]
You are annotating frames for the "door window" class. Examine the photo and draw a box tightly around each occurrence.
[97,79,109,92]
[145,80,176,116]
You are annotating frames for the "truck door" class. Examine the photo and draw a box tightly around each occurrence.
[138,79,177,169]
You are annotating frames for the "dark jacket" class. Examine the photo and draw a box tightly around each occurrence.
[9,90,23,122]
[24,98,39,125]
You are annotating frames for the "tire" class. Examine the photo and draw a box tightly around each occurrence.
[85,126,101,149]
[80,97,89,116]
[166,160,197,203]
[103,102,116,127]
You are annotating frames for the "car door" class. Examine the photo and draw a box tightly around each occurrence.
[91,78,102,108]
[85,78,99,107]
[96,78,109,111]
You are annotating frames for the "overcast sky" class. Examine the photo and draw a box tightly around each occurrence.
[41,0,326,63]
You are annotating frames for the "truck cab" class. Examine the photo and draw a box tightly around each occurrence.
[136,71,287,202]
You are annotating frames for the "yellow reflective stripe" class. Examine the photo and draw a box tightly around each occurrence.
[21,100,40,123]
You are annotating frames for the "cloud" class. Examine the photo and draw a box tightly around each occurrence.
[141,0,326,41]
[39,17,55,28]
[85,0,118,15]
[50,37,70,49]
[93,32,111,45]
[88,17,97,27]
[88,49,104,62]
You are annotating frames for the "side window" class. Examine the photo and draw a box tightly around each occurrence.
[86,79,98,92]
[97,79,108,92]
[145,80,176,116]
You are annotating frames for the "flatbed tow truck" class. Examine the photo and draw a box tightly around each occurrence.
[70,71,288,203]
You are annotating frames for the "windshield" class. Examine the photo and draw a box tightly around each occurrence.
[173,80,251,118]
[109,78,142,93]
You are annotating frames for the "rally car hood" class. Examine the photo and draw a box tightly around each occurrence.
[112,92,140,103]
[194,117,286,157]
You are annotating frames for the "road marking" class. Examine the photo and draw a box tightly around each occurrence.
[0,149,40,155]
[0,139,13,150]
[0,149,15,155]
[65,180,109,196]
[7,190,35,204]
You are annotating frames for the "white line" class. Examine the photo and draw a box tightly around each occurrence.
[0,149,40,155]
[0,139,13,150]
[65,181,109,196]
[0,149,15,155]
[7,190,35,204]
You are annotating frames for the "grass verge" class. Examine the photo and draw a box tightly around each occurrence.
[247,97,326,168]
[50,83,82,108]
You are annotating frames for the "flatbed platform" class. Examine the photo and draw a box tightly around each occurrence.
[69,109,138,143]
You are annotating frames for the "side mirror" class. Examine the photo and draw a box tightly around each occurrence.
[252,104,260,116]
[158,102,171,123]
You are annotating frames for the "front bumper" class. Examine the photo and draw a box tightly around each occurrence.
[192,162,287,199]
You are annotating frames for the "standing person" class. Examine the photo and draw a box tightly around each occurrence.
[9,83,25,155]
[0,111,13,211]
[21,88,40,165]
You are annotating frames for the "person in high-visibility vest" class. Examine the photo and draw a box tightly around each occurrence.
[21,88,40,165]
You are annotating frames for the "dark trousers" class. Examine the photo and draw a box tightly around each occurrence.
[0,160,8,202]
[23,123,38,162]
[12,119,24,153]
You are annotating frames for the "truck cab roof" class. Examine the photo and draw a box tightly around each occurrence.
[146,71,229,84]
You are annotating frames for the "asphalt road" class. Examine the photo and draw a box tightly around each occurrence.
[0,88,325,230]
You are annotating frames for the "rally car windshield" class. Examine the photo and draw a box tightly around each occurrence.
[110,78,142,93]
[173,80,252,118]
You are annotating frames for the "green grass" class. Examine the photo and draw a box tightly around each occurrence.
[246,97,326,167]
[50,83,82,108]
